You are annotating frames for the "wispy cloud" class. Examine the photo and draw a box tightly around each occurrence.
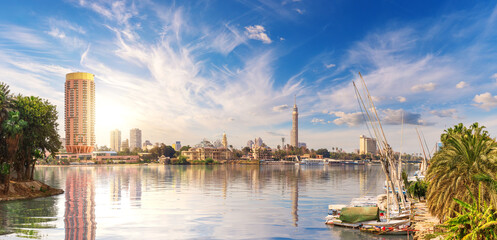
[430,109,457,118]
[0,24,48,48]
[411,82,436,92]
[397,96,406,102]
[272,104,289,112]
[325,63,336,69]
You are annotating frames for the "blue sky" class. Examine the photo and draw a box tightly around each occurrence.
[1,0,497,153]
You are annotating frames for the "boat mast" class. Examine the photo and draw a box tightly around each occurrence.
[354,73,408,214]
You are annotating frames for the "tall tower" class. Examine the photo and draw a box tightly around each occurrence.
[130,128,142,150]
[222,132,228,148]
[65,72,95,153]
[291,95,298,147]
[110,129,121,152]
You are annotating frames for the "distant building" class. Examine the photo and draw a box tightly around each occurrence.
[359,135,377,155]
[183,137,233,160]
[251,146,271,160]
[143,140,152,148]
[291,96,298,147]
[182,147,233,161]
[64,72,95,153]
[173,141,181,151]
[247,140,254,148]
[129,128,142,150]
[255,137,263,147]
[110,129,121,152]
[222,133,228,148]
[122,139,129,151]
[298,142,306,148]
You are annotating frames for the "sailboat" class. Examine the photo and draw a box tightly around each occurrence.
[325,72,412,234]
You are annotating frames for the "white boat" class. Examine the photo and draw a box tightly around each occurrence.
[299,158,326,165]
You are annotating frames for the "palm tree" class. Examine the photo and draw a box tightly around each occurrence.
[426,123,497,220]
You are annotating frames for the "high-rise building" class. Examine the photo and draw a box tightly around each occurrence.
[291,96,298,147]
[247,140,254,148]
[65,72,95,153]
[110,129,121,152]
[129,128,142,150]
[359,135,377,155]
[222,133,228,148]
[173,141,181,151]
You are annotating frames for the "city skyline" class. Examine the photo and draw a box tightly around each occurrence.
[2,1,497,153]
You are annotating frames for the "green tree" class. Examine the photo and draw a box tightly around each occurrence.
[1,111,27,193]
[163,145,176,158]
[205,157,214,164]
[426,123,497,220]
[316,148,330,158]
[175,155,188,165]
[14,95,61,180]
[242,147,251,155]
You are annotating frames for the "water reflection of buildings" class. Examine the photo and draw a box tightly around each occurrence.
[291,167,300,227]
[64,169,96,240]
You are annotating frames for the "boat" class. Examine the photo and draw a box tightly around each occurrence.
[325,205,380,228]
[359,225,410,235]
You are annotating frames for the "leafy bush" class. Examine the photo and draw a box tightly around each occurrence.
[205,158,214,164]
[175,156,189,165]
[408,179,429,200]
[442,183,497,239]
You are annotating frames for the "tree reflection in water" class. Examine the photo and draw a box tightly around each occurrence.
[0,193,58,238]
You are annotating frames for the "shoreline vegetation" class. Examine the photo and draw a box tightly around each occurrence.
[0,83,62,201]
[412,123,497,240]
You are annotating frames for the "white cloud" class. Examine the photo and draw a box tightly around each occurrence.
[330,111,365,126]
[430,109,457,118]
[371,96,384,102]
[245,25,272,44]
[411,82,436,92]
[272,104,289,112]
[325,63,336,69]
[47,28,66,39]
[279,37,285,41]
[492,73,497,79]
[473,92,497,111]
[311,118,326,124]
[295,8,303,15]
[456,81,468,89]
[397,96,406,102]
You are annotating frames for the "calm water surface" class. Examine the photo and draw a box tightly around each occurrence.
[0,164,418,239]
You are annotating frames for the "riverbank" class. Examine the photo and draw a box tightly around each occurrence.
[413,201,442,239]
[0,180,64,201]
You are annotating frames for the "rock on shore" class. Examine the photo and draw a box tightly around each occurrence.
[0,180,64,201]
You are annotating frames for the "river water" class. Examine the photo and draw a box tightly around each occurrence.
[0,164,418,239]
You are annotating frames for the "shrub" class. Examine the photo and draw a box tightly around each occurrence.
[205,158,214,164]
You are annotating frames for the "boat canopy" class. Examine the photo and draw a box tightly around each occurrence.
[328,204,348,210]
[339,207,379,223]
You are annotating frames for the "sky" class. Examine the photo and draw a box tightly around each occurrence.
[1,0,497,154]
